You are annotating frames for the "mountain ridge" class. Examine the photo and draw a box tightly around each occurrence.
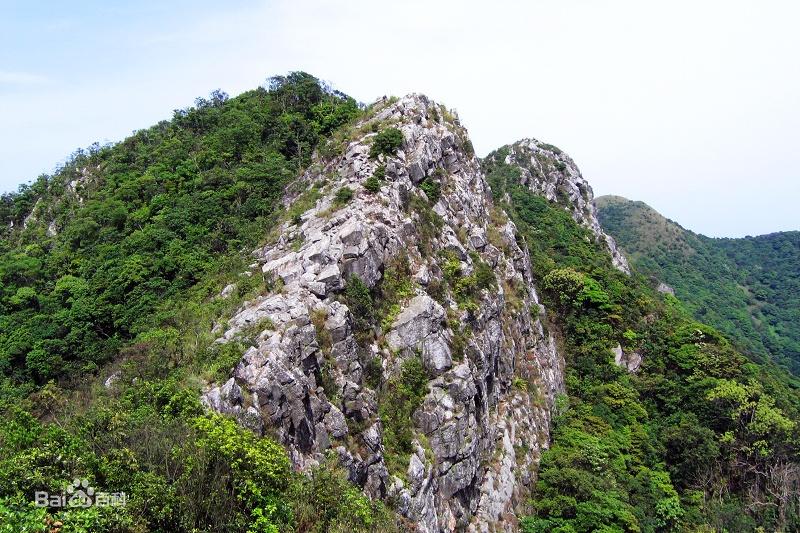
[596,194,800,375]
[1,74,799,532]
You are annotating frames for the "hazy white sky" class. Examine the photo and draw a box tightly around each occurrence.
[1,0,798,237]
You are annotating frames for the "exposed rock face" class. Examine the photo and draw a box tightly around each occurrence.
[500,139,631,274]
[656,282,675,295]
[612,343,643,373]
[203,95,564,531]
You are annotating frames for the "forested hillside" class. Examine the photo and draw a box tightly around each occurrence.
[0,75,798,532]
[596,195,800,375]
[0,73,400,532]
[484,149,800,532]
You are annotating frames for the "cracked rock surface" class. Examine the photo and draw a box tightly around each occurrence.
[499,139,631,274]
[203,95,565,531]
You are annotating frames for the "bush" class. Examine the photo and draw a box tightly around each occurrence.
[0,72,360,385]
[333,187,354,206]
[363,176,381,193]
[419,178,441,204]
[370,128,404,158]
[378,356,429,476]
[290,459,398,532]
[343,275,374,332]
[441,252,495,311]
[408,194,443,256]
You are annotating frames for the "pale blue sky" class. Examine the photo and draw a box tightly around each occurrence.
[1,0,798,237]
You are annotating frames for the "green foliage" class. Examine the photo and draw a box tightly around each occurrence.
[0,72,404,531]
[290,458,398,532]
[419,177,441,204]
[539,143,562,155]
[333,186,354,206]
[288,181,324,225]
[543,268,614,313]
[363,176,381,193]
[369,128,404,159]
[376,254,414,331]
[378,356,429,477]
[0,366,396,531]
[406,192,444,257]
[343,275,374,332]
[0,496,48,533]
[440,251,496,311]
[483,148,800,532]
[0,72,360,385]
[597,196,800,375]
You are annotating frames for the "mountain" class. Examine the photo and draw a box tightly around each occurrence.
[1,74,799,532]
[596,195,800,375]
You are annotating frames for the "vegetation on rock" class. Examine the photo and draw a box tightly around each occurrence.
[484,148,800,533]
[0,74,797,532]
[0,73,397,532]
[597,195,800,375]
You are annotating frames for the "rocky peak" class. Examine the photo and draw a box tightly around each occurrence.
[499,139,630,274]
[203,94,564,531]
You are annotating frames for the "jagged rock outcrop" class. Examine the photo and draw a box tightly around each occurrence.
[498,139,630,274]
[656,282,675,295]
[611,343,643,373]
[203,95,565,531]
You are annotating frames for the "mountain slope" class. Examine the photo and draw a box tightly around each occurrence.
[596,195,800,374]
[0,75,798,532]
[486,152,800,533]
[203,94,564,530]
[486,139,630,274]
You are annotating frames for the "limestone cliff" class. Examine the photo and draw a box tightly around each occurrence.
[494,139,630,274]
[203,95,565,531]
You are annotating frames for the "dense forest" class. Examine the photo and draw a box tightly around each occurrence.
[596,195,800,375]
[0,73,400,532]
[0,74,798,531]
[483,150,800,532]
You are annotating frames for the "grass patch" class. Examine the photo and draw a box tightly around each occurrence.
[378,356,429,477]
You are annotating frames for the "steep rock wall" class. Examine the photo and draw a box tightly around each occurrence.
[500,139,630,274]
[204,96,564,531]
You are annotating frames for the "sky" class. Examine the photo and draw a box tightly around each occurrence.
[1,0,798,237]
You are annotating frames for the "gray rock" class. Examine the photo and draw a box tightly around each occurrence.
[657,282,675,295]
[103,371,120,389]
[503,139,630,274]
[422,334,452,376]
[219,283,236,298]
[612,344,643,373]
[204,94,567,532]
[386,294,445,352]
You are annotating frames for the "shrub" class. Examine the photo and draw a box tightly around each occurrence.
[540,143,562,154]
[379,356,429,476]
[373,255,414,333]
[408,194,443,256]
[343,275,374,332]
[187,414,293,528]
[363,176,381,193]
[442,252,495,311]
[419,178,441,204]
[333,187,354,206]
[370,128,404,158]
[290,459,398,532]
[364,357,383,390]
